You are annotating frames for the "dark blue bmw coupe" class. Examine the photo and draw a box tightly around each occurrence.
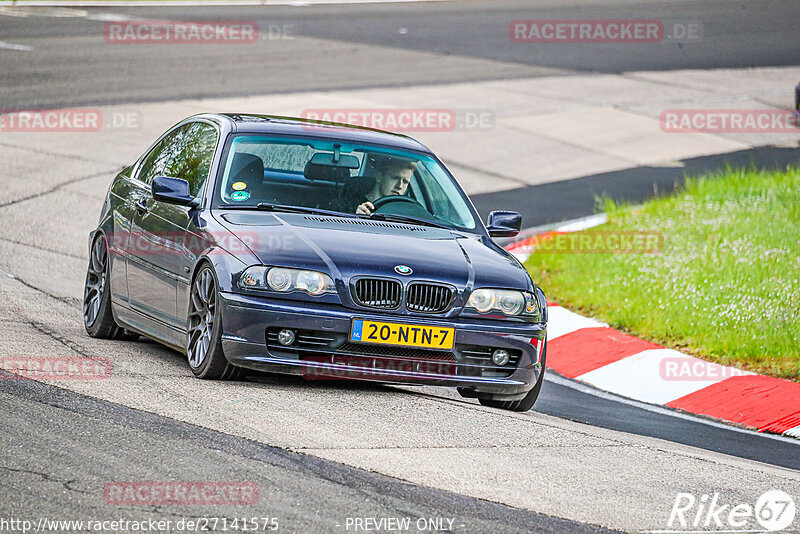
[84,113,548,411]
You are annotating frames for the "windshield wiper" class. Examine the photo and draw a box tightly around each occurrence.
[366,212,451,230]
[219,203,451,229]
[257,203,349,216]
[219,203,357,218]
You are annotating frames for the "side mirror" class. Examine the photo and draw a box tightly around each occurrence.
[152,176,199,208]
[486,210,522,238]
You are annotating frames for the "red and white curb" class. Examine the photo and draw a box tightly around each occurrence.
[504,219,800,439]
[543,305,800,438]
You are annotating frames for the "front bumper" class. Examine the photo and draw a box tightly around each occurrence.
[220,292,546,398]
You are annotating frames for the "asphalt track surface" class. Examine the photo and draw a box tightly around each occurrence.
[1,1,800,531]
[1,0,799,108]
[2,377,612,534]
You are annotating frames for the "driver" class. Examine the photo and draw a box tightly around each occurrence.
[354,159,416,215]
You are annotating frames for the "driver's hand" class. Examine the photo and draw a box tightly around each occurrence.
[356,201,374,215]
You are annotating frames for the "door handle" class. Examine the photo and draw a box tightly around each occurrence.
[135,198,149,214]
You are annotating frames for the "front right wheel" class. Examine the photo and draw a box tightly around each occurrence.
[186,265,243,380]
[479,342,547,412]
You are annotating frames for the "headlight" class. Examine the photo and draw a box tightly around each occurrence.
[238,266,335,296]
[295,270,328,296]
[466,288,540,319]
[267,268,293,292]
[468,289,495,313]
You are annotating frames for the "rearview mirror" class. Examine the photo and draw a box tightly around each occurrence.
[152,176,199,208]
[309,152,360,169]
[486,210,522,238]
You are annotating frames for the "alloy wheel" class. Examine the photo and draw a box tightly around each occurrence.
[83,237,107,327]
[187,269,216,368]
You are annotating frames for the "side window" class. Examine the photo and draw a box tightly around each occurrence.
[415,165,453,219]
[413,161,474,228]
[137,125,189,186]
[163,122,218,197]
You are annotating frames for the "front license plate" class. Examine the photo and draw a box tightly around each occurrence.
[350,319,455,350]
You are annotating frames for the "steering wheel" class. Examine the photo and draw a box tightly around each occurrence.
[370,195,433,219]
[371,195,419,211]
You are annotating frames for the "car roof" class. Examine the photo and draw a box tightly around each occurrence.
[195,113,432,153]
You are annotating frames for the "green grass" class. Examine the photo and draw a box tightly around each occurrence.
[526,165,800,380]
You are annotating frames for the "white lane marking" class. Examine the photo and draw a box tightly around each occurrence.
[86,13,140,21]
[0,6,88,16]
[544,372,800,444]
[0,41,33,51]
[785,425,800,439]
[504,211,611,260]
[509,212,614,247]
[575,349,754,405]
[546,305,607,340]
[0,6,145,20]
[555,213,608,232]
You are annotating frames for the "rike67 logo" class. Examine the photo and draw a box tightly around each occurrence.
[665,490,796,532]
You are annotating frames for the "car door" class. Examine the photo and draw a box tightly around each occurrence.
[127,122,218,329]
[106,165,139,306]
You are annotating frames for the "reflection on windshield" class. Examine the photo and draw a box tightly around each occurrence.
[215,135,477,230]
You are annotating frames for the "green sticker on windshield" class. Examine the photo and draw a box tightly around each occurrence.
[231,191,250,202]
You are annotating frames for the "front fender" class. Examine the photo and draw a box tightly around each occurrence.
[189,247,249,293]
[535,286,548,324]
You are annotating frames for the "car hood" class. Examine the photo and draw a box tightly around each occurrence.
[215,211,531,293]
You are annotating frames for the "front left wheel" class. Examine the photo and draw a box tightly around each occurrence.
[187,265,243,380]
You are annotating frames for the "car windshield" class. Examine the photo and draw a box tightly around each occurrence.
[214,134,479,231]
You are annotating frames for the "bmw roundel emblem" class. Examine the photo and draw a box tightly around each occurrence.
[394,265,413,275]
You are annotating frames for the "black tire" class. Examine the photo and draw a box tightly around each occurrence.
[186,265,243,380]
[83,234,137,340]
[479,341,547,412]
